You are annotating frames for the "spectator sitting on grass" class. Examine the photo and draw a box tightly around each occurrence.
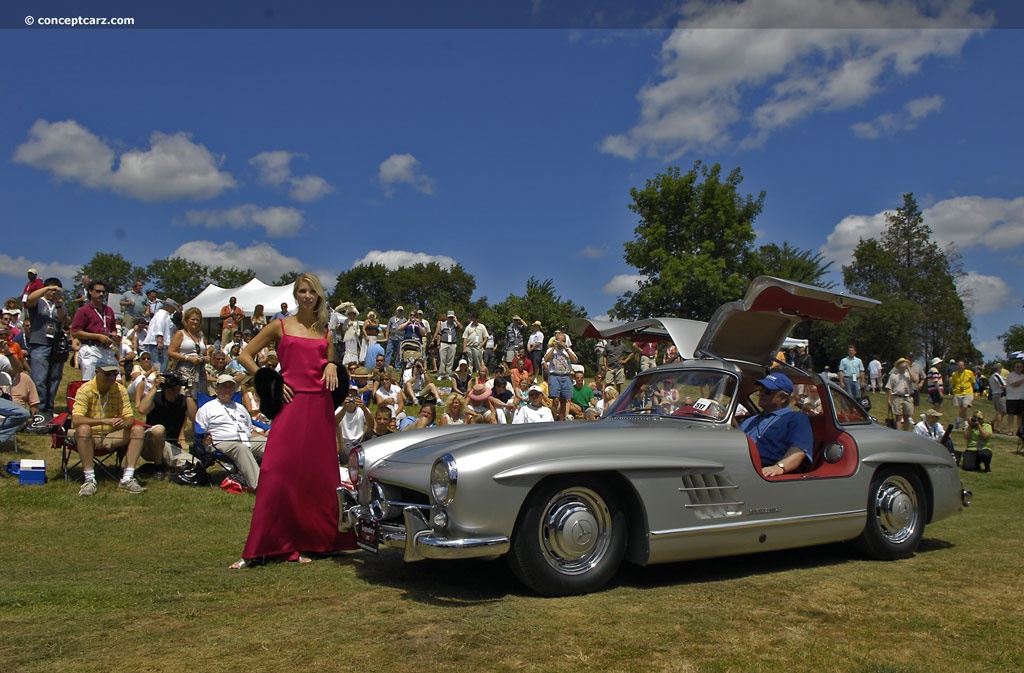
[402,358,441,405]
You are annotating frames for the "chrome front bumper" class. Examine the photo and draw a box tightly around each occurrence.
[337,487,510,562]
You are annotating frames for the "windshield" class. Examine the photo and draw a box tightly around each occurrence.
[606,369,737,422]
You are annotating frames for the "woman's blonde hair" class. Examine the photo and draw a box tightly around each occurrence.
[293,273,330,333]
[183,306,203,325]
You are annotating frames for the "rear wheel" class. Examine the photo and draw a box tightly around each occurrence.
[507,476,626,597]
[855,467,925,560]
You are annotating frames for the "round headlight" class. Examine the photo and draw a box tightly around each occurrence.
[430,454,457,507]
[347,446,364,486]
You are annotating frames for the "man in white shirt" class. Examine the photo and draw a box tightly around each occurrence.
[512,385,554,424]
[462,315,489,374]
[335,384,370,452]
[913,408,945,440]
[194,374,266,489]
[141,298,177,373]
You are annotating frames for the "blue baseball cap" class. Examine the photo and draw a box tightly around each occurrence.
[756,373,794,394]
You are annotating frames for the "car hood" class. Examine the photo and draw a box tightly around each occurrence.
[572,276,878,368]
[365,416,731,492]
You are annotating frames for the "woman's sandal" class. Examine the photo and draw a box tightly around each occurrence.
[297,555,312,564]
[229,559,249,569]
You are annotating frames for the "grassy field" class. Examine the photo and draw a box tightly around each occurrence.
[1,371,1022,673]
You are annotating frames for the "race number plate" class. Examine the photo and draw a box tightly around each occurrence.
[356,517,380,553]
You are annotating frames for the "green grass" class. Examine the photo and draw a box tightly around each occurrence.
[1,370,1021,672]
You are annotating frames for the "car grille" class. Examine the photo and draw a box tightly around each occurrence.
[678,471,743,519]
[369,482,430,522]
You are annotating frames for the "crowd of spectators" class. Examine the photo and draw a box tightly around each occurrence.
[3,267,1022,487]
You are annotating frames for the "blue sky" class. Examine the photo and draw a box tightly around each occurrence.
[2,1,1022,361]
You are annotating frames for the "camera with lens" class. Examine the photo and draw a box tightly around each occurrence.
[161,372,182,389]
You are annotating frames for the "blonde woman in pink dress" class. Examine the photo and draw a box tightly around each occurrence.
[231,273,355,568]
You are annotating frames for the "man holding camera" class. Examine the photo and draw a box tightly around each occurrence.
[544,332,578,421]
[138,371,198,478]
[24,277,66,417]
[962,411,993,472]
[70,279,121,381]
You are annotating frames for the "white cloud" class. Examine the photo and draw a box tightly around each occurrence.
[13,119,235,201]
[352,249,457,270]
[821,210,890,269]
[602,0,990,159]
[250,150,294,185]
[250,151,334,202]
[0,254,80,283]
[851,94,944,138]
[602,274,647,294]
[378,154,436,196]
[184,205,305,237]
[957,271,1015,316]
[919,196,1024,251]
[822,195,1024,270]
[168,241,334,289]
[288,175,333,202]
[579,245,609,259]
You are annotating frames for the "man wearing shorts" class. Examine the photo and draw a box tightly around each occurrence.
[1004,360,1024,437]
[543,333,577,421]
[603,339,634,392]
[988,364,1008,434]
[72,364,148,496]
[886,357,916,431]
[949,360,976,429]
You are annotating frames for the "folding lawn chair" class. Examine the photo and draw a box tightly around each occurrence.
[190,390,270,487]
[48,380,126,481]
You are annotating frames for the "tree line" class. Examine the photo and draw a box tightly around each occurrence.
[72,160,1008,366]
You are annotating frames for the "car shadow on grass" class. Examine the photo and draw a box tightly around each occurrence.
[341,550,520,605]
[339,536,956,602]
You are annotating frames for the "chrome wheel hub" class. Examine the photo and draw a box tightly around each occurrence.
[539,487,612,575]
[875,476,920,544]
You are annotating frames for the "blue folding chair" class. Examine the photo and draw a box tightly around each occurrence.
[191,390,271,486]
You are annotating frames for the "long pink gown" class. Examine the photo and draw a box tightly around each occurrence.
[242,320,356,561]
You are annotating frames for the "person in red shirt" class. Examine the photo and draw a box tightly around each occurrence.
[219,296,245,347]
[635,341,659,372]
[21,268,43,308]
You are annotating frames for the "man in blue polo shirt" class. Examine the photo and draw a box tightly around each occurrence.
[740,373,813,478]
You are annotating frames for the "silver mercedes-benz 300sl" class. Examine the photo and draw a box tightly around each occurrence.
[339,277,971,596]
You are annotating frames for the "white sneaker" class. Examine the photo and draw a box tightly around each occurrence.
[78,480,98,497]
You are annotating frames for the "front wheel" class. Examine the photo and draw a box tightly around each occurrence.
[855,467,926,560]
[507,477,626,597]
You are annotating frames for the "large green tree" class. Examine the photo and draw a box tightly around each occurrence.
[485,277,592,368]
[330,262,477,321]
[1000,324,1024,356]
[76,253,147,293]
[208,266,256,289]
[841,193,977,363]
[613,162,764,321]
[754,242,834,288]
[146,257,210,303]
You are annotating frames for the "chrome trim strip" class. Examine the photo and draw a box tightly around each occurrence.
[678,485,740,492]
[386,500,430,510]
[651,509,865,538]
[683,501,745,508]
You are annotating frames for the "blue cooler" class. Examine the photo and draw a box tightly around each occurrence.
[18,459,46,485]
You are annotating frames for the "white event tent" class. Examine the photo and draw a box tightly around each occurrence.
[184,278,296,321]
